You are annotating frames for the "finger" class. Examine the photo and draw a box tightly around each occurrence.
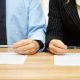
[49,47,66,55]
[13,42,36,53]
[13,39,33,48]
[24,49,36,55]
[50,39,67,49]
[14,50,25,55]
[16,48,36,55]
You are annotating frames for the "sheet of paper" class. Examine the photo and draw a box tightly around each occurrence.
[54,53,80,66]
[0,52,27,64]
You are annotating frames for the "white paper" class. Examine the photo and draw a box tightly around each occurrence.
[54,53,80,66]
[0,52,27,64]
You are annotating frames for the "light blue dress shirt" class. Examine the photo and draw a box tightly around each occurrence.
[6,0,46,47]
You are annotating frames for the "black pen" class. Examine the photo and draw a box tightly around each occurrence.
[67,46,80,49]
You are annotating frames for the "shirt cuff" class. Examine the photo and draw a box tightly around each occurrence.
[35,40,44,50]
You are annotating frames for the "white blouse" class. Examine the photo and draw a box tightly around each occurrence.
[41,0,49,24]
[76,0,80,17]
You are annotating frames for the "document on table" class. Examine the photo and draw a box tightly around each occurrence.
[0,52,27,64]
[54,53,80,66]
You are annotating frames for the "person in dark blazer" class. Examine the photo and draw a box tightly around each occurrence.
[45,0,80,54]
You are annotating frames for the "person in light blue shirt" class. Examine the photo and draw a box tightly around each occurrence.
[6,0,46,55]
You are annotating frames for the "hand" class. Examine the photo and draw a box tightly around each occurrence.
[12,39,40,55]
[48,39,67,55]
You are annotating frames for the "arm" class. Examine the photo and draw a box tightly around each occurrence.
[46,0,63,46]
[45,0,67,54]
[13,0,46,55]
[28,0,46,50]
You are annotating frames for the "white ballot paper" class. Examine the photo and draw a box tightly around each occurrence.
[54,53,80,66]
[0,52,27,64]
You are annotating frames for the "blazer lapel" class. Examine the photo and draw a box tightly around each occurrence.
[63,0,80,27]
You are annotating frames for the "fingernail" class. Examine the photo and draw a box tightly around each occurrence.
[65,45,67,49]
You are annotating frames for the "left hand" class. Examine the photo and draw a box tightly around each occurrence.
[48,39,67,55]
[12,39,40,55]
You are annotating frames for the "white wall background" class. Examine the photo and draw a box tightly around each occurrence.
[41,0,49,24]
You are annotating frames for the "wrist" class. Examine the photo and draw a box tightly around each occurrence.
[35,40,44,50]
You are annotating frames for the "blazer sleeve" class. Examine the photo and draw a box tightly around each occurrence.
[45,0,63,50]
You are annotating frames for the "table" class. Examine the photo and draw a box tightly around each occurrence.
[0,48,80,80]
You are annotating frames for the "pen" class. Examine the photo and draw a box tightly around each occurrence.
[0,45,12,48]
[67,46,80,49]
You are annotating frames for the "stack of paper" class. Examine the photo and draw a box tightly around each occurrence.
[54,53,80,66]
[0,52,27,64]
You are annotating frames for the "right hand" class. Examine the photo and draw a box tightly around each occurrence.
[12,39,40,55]
[48,39,67,55]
